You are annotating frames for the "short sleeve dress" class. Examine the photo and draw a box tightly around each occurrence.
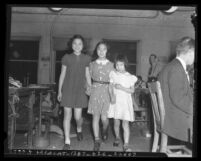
[88,60,114,116]
[107,71,137,121]
[60,53,91,108]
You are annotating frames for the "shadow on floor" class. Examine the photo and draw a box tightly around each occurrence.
[12,115,152,152]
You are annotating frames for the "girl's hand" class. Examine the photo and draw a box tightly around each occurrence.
[115,84,134,94]
[85,84,92,96]
[57,92,62,102]
[115,84,123,89]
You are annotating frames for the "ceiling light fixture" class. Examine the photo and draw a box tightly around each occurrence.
[162,6,178,15]
[49,7,63,12]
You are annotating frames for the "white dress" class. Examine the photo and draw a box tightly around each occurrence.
[107,71,137,122]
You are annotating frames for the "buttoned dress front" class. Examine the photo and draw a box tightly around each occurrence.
[88,60,114,116]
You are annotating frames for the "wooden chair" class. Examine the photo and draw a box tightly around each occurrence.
[8,97,19,150]
[148,81,192,157]
[37,90,58,136]
[133,88,149,123]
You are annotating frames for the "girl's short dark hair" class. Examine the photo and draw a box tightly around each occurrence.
[92,41,110,61]
[66,34,87,54]
[114,54,128,69]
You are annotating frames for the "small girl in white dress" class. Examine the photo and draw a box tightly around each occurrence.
[108,54,137,152]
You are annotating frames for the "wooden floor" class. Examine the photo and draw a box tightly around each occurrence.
[11,118,152,152]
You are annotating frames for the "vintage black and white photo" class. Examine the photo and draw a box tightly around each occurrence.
[5,5,196,157]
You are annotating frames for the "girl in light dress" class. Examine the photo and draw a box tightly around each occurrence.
[108,54,137,152]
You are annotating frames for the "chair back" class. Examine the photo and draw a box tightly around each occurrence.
[148,81,192,157]
[148,81,165,131]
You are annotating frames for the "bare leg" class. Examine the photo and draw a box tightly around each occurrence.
[93,114,100,140]
[114,119,120,139]
[63,107,72,144]
[101,115,109,132]
[101,115,109,140]
[122,120,132,151]
[74,108,83,132]
[113,119,121,147]
[93,114,101,151]
[122,120,130,145]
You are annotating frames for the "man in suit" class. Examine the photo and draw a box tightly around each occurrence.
[148,54,164,82]
[158,37,195,146]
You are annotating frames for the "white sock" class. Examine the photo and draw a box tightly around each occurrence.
[77,127,82,133]
[65,139,70,145]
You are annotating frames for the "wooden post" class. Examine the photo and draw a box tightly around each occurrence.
[27,91,35,148]
[38,92,43,136]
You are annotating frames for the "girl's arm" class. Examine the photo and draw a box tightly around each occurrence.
[109,83,115,92]
[58,65,66,95]
[85,66,92,86]
[115,84,135,94]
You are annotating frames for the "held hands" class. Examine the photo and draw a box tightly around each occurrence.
[85,84,92,96]
[57,92,62,102]
[114,84,123,90]
[108,84,116,104]
[114,83,134,94]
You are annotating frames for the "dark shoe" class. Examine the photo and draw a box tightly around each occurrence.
[77,132,83,141]
[102,128,109,141]
[123,144,132,152]
[113,138,120,147]
[63,144,70,150]
[93,139,101,151]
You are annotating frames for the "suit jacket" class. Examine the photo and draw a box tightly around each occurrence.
[158,58,193,143]
[148,61,164,78]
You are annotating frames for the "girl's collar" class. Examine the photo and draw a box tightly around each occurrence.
[73,52,81,56]
[96,59,109,65]
[116,70,128,75]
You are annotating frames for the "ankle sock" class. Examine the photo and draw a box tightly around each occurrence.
[77,128,82,133]
[65,139,70,145]
[95,137,100,141]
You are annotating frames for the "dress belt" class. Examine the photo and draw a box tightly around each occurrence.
[92,79,110,84]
